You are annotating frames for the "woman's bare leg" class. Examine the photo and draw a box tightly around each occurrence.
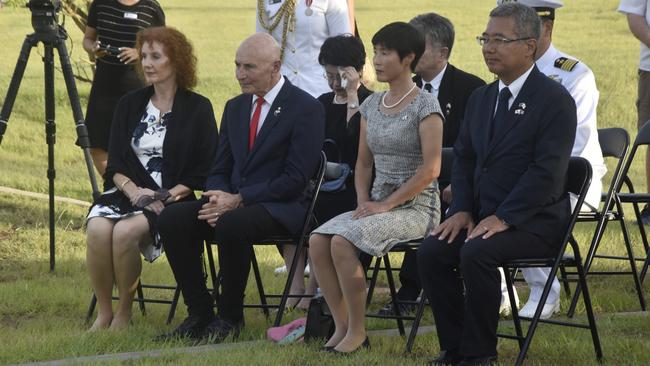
[86,217,116,331]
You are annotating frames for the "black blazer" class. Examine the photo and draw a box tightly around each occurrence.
[104,86,218,192]
[205,78,325,235]
[449,66,577,245]
[414,63,486,147]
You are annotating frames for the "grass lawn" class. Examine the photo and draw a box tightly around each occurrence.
[1,0,650,365]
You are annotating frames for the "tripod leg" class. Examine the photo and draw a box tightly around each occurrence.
[0,35,38,145]
[54,35,101,199]
[44,45,57,272]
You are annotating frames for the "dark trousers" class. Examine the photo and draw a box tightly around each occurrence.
[397,198,450,300]
[417,229,557,357]
[158,199,288,323]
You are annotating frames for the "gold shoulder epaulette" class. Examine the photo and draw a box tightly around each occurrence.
[554,57,579,72]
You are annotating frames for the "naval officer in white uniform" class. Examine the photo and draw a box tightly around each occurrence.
[497,0,606,319]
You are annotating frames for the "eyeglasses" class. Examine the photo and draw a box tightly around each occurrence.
[476,35,533,47]
[323,72,341,82]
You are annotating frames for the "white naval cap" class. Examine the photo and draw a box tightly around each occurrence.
[496,0,563,19]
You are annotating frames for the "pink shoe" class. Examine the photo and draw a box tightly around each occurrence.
[266,317,307,342]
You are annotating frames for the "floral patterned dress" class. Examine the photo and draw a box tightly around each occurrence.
[86,100,170,262]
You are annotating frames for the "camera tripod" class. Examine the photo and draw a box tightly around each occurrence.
[0,25,100,271]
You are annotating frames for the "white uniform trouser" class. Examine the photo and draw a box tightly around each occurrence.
[503,194,596,305]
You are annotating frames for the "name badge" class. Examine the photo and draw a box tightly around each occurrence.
[124,12,138,20]
[269,0,282,4]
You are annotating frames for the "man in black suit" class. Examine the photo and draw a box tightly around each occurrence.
[417,3,576,365]
[156,33,325,342]
[378,12,486,317]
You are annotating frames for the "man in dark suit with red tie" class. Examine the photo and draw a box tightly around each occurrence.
[417,3,576,365]
[378,12,486,317]
[156,33,325,342]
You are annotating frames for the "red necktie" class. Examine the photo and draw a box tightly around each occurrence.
[249,97,265,151]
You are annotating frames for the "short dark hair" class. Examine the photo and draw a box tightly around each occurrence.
[371,22,425,72]
[489,3,541,41]
[318,34,366,71]
[409,13,455,58]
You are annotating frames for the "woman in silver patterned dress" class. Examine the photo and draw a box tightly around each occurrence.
[309,22,444,353]
[85,27,217,331]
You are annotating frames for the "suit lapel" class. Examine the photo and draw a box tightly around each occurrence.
[480,83,499,159]
[245,79,291,163]
[238,95,253,161]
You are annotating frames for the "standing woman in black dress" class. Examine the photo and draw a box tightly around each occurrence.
[82,0,165,175]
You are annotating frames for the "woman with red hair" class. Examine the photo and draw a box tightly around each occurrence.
[85,27,218,331]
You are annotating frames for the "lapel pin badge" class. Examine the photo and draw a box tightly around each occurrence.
[274,107,282,117]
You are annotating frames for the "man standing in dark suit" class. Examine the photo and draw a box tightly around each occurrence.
[378,12,486,317]
[417,3,576,365]
[156,33,325,342]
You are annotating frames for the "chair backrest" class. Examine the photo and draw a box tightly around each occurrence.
[598,127,629,159]
[563,157,593,242]
[635,120,650,147]
[595,128,629,209]
[299,151,327,238]
[439,147,454,186]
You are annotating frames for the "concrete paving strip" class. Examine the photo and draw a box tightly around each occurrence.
[0,186,91,207]
[13,310,649,365]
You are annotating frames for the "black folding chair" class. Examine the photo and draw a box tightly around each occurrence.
[566,127,646,316]
[86,275,181,325]
[365,147,454,352]
[204,151,327,327]
[499,157,602,366]
[615,121,650,284]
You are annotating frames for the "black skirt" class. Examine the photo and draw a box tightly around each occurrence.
[84,61,144,150]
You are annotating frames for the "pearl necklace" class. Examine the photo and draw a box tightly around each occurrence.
[381,83,417,109]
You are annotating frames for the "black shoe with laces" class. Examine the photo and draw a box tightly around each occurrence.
[154,313,214,341]
[377,299,418,316]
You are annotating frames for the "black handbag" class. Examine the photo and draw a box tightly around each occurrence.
[304,294,335,342]
[321,139,352,193]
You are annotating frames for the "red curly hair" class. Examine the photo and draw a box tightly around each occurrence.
[135,26,197,90]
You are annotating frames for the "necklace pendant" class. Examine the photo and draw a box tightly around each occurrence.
[305,7,313,16]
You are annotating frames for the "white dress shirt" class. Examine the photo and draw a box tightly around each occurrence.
[496,64,534,111]
[251,76,285,134]
[420,64,447,98]
[536,44,605,208]
[257,0,350,98]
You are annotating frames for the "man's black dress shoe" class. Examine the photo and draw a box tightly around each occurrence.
[330,336,370,355]
[202,316,243,343]
[154,314,214,341]
[428,350,463,366]
[458,355,498,366]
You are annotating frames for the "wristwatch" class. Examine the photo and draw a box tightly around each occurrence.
[500,217,511,228]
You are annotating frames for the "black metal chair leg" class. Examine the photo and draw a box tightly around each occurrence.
[505,268,524,350]
[366,257,382,306]
[205,242,220,304]
[383,255,405,336]
[86,294,97,323]
[618,207,647,311]
[166,287,181,324]
[575,260,603,361]
[406,291,427,353]
[250,250,270,319]
[559,264,572,297]
[136,281,146,315]
[275,241,305,327]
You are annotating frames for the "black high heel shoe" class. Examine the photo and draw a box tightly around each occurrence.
[331,336,370,355]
